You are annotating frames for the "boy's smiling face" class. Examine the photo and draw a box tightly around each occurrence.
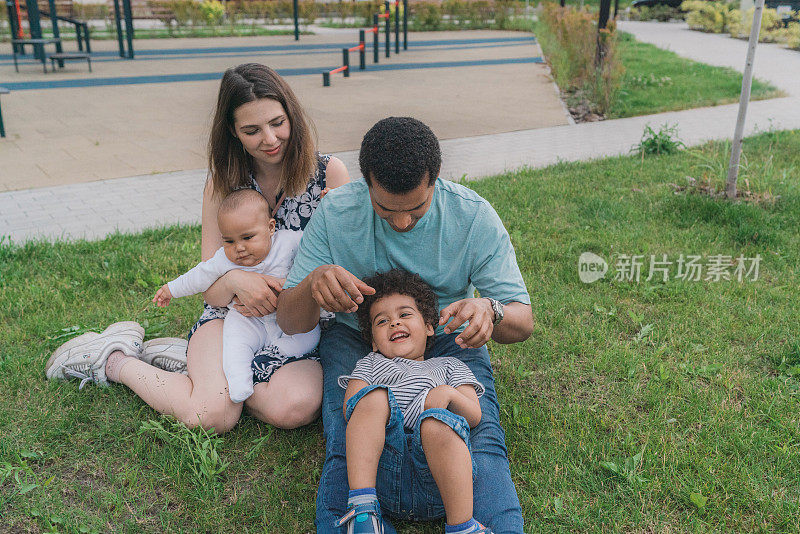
[369,293,434,361]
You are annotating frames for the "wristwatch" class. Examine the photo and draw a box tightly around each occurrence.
[485,298,504,326]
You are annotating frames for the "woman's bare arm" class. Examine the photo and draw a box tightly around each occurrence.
[325,157,350,189]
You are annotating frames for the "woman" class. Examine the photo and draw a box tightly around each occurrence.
[46,63,349,433]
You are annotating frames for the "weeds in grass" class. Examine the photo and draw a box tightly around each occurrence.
[599,443,648,485]
[0,454,40,496]
[634,124,685,156]
[139,417,230,487]
[679,139,785,203]
[768,341,800,380]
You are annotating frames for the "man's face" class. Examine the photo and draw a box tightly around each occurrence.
[367,175,435,233]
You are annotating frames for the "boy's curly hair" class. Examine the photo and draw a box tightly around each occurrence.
[356,269,439,354]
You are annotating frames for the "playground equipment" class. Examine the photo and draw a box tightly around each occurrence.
[5,0,96,70]
[5,0,136,62]
[322,0,408,87]
[0,87,9,138]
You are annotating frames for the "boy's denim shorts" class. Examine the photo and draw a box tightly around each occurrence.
[344,384,477,520]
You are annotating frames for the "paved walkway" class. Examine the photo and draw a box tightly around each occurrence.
[2,22,800,243]
[0,29,561,191]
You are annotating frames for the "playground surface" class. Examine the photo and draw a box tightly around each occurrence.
[0,28,566,191]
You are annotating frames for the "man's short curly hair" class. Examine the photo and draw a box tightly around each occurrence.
[356,269,439,354]
[359,117,441,194]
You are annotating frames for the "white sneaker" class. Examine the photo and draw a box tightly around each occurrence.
[45,321,144,388]
[140,337,188,374]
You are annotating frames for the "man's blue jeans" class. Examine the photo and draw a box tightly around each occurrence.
[315,323,524,533]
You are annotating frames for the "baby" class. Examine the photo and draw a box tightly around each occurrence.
[337,269,492,534]
[153,188,320,403]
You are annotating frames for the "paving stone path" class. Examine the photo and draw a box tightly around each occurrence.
[2,21,799,243]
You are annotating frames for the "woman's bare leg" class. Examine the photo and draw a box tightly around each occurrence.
[115,319,242,433]
[245,359,322,429]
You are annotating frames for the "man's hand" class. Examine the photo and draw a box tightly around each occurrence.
[230,272,285,317]
[153,284,173,307]
[309,265,375,313]
[439,297,495,349]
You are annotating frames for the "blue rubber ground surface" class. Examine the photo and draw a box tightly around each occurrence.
[1,56,543,90]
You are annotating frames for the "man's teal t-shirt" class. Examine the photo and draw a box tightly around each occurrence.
[284,178,530,334]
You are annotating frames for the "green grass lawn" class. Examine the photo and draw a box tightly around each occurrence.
[608,32,782,118]
[2,130,800,532]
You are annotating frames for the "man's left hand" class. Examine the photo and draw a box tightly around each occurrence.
[439,297,495,349]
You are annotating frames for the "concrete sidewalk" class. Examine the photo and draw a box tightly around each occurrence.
[3,22,800,244]
[0,30,562,191]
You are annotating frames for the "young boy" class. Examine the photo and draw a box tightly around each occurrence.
[153,188,320,403]
[337,269,492,534]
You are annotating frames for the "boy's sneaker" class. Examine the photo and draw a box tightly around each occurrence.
[335,500,384,534]
[140,337,188,374]
[45,321,144,388]
[447,519,493,534]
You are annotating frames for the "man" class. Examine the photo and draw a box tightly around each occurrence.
[278,117,533,533]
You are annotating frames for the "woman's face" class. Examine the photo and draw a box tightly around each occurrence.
[232,98,291,167]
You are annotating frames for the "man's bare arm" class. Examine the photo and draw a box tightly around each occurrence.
[492,301,534,344]
[277,276,321,335]
[278,265,376,335]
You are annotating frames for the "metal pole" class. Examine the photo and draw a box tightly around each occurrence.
[373,15,379,63]
[47,0,64,66]
[0,93,6,138]
[122,0,134,58]
[112,0,125,58]
[7,0,22,54]
[24,0,44,60]
[726,0,765,199]
[293,0,299,40]
[343,48,350,77]
[83,23,92,53]
[394,1,399,54]
[403,0,407,50]
[359,29,366,69]
[384,1,390,57]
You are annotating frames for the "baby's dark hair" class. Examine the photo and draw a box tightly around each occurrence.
[356,269,439,353]
[218,188,270,219]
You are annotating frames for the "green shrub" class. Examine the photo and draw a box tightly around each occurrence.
[354,0,381,25]
[72,3,110,20]
[299,0,320,25]
[335,0,355,23]
[275,0,294,21]
[787,21,800,49]
[200,0,225,25]
[628,5,683,22]
[413,2,443,30]
[728,7,782,41]
[681,0,736,33]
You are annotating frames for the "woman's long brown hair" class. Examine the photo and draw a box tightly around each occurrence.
[208,63,317,199]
